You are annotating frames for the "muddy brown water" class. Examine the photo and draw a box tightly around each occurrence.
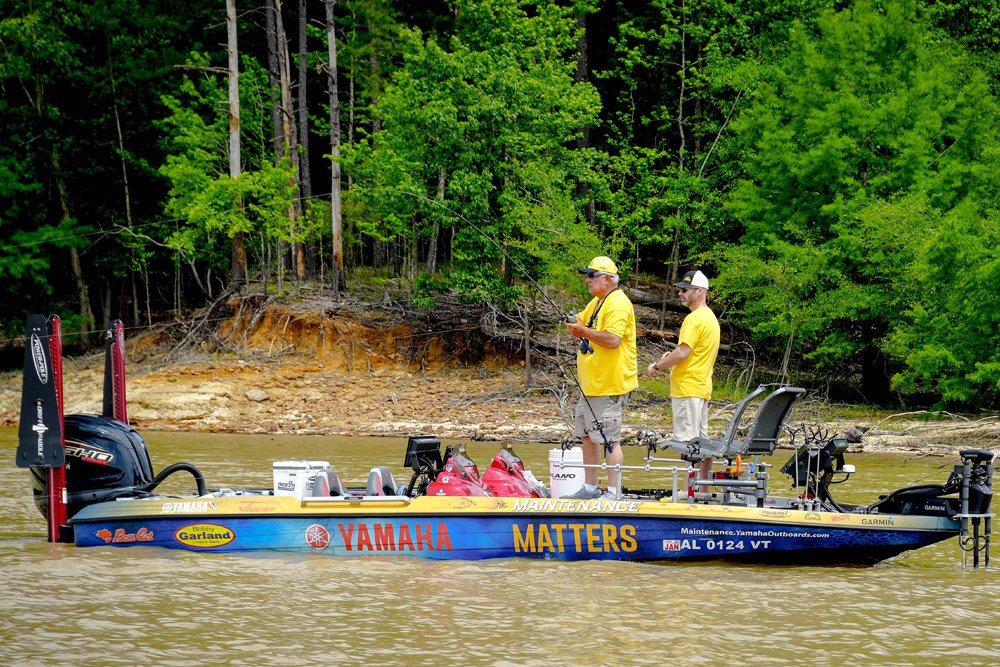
[2,428,998,666]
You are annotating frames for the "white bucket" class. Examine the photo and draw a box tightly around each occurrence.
[548,448,585,498]
[272,460,330,499]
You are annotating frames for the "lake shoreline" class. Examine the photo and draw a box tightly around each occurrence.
[3,350,992,458]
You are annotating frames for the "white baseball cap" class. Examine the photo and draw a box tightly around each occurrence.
[674,270,709,289]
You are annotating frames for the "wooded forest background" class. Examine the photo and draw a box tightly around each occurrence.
[1,0,998,407]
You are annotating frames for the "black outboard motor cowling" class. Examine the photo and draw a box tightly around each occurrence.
[30,414,155,521]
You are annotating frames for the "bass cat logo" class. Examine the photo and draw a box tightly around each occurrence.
[30,334,49,384]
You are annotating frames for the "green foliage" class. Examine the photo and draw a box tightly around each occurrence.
[412,271,452,308]
[2,0,999,409]
[718,0,1000,402]
[450,267,521,306]
[344,0,604,300]
[600,0,828,272]
[158,53,300,278]
[886,202,1000,405]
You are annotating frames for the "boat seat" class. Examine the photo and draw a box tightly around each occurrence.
[311,469,351,497]
[660,386,806,463]
[366,466,402,496]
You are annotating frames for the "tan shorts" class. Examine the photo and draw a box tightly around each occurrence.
[574,394,627,443]
[672,396,709,441]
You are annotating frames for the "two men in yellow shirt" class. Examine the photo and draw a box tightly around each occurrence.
[566,260,720,499]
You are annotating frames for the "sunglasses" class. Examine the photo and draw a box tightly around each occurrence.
[584,272,608,279]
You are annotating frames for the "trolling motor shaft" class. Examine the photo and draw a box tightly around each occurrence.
[957,449,994,569]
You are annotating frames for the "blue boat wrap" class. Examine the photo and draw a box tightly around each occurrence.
[70,496,957,564]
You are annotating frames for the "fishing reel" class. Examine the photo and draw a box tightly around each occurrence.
[566,314,594,354]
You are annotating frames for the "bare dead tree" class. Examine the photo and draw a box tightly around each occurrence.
[297,0,312,233]
[325,0,346,299]
[227,0,247,288]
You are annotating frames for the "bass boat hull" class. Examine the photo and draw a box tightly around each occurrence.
[70,494,959,565]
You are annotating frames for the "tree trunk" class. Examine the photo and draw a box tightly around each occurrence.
[369,52,381,134]
[297,0,312,229]
[274,1,304,281]
[779,314,795,385]
[227,0,247,288]
[173,255,182,316]
[523,298,534,389]
[265,0,282,291]
[677,1,687,174]
[51,149,94,330]
[265,0,283,157]
[426,168,445,274]
[107,46,141,324]
[142,267,152,326]
[130,273,139,326]
[326,0,346,298]
[102,281,112,331]
[574,11,595,226]
[661,223,682,329]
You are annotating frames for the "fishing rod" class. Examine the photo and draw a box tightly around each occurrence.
[359,186,616,455]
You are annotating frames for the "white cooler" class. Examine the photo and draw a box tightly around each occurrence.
[273,460,330,499]
[548,448,585,498]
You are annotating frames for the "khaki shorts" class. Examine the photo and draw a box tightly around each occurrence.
[574,394,628,443]
[672,396,709,441]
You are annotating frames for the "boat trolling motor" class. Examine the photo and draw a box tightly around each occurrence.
[16,316,206,541]
[956,449,994,568]
[780,424,994,568]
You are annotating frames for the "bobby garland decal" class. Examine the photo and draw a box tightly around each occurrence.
[174,523,235,548]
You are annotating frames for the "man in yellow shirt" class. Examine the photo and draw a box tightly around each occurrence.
[564,256,638,500]
[647,270,721,479]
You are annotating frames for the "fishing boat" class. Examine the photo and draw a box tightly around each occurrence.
[15,315,995,567]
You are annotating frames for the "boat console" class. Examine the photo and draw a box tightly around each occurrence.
[403,435,448,496]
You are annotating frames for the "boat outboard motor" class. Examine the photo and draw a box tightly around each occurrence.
[30,414,152,521]
[30,414,206,521]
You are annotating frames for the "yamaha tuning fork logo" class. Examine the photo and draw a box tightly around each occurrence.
[30,333,48,384]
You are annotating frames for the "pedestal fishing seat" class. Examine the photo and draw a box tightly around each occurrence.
[311,468,351,497]
[366,466,402,496]
[660,385,806,464]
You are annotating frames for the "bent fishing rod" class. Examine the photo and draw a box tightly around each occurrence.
[357,186,616,454]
